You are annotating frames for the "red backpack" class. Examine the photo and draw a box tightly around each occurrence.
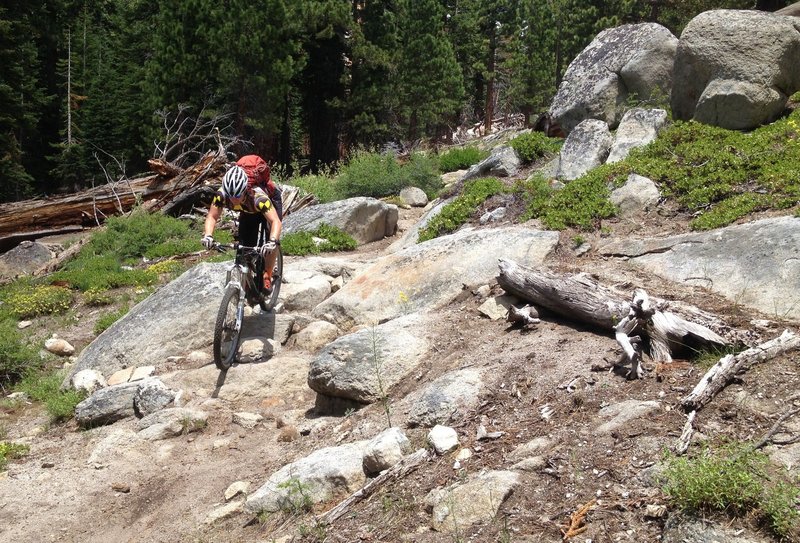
[236,155,277,196]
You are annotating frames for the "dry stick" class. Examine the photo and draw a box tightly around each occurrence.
[674,410,697,455]
[752,405,800,451]
[318,449,429,525]
[682,330,800,412]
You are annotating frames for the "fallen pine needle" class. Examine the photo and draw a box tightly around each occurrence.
[561,498,596,541]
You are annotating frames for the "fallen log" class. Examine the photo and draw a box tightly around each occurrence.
[497,259,733,378]
[681,330,800,412]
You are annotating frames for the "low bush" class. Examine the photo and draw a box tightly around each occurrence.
[0,317,38,386]
[83,288,114,306]
[89,208,196,263]
[418,177,505,242]
[662,442,800,539]
[336,149,440,199]
[17,368,85,423]
[281,224,358,256]
[516,171,616,230]
[51,254,158,292]
[437,146,488,173]
[509,132,562,163]
[3,283,73,319]
[290,172,341,204]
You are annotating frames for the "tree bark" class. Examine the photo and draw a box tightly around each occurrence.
[0,151,227,252]
[497,259,734,377]
[681,330,800,412]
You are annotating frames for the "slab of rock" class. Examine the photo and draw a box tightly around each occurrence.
[0,241,54,280]
[71,369,106,395]
[663,514,773,543]
[599,216,800,320]
[75,382,140,428]
[280,273,332,312]
[244,442,367,514]
[129,366,155,382]
[610,174,660,217]
[308,313,430,406]
[426,470,520,533]
[240,312,295,345]
[595,400,661,435]
[477,295,517,321]
[461,146,521,181]
[203,500,243,526]
[224,481,251,501]
[107,368,134,386]
[282,197,398,244]
[313,226,559,329]
[133,379,176,417]
[387,197,455,253]
[44,337,74,356]
[406,369,484,428]
[557,119,613,181]
[291,320,340,352]
[238,337,280,362]
[233,412,263,430]
[136,407,208,441]
[607,108,668,163]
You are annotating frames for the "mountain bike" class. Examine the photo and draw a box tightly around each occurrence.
[212,242,283,370]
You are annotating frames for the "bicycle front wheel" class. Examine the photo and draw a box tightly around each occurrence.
[213,286,242,370]
[260,246,283,312]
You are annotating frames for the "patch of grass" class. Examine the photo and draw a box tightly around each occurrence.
[281,224,358,256]
[89,208,197,263]
[146,259,185,277]
[662,442,800,540]
[276,478,315,515]
[50,254,158,292]
[0,441,29,470]
[418,177,506,242]
[336,149,441,199]
[516,171,616,230]
[437,146,488,173]
[83,288,114,306]
[2,282,72,319]
[17,368,85,423]
[508,132,562,164]
[94,305,130,335]
[290,172,340,204]
[0,317,39,387]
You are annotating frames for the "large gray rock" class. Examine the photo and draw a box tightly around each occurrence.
[610,174,661,217]
[426,470,520,533]
[279,270,332,312]
[461,146,521,182]
[307,313,431,405]
[387,197,455,253]
[399,186,429,207]
[282,197,398,244]
[557,119,613,180]
[599,216,800,320]
[362,427,412,474]
[406,368,484,428]
[133,378,176,417]
[0,241,54,280]
[74,382,140,428]
[244,442,367,514]
[663,514,772,543]
[313,226,559,329]
[136,407,208,441]
[671,10,800,130]
[549,23,677,134]
[607,108,669,163]
[64,262,228,386]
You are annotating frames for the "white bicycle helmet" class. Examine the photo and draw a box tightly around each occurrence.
[221,165,248,198]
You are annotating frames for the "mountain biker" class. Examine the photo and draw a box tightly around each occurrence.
[201,155,283,291]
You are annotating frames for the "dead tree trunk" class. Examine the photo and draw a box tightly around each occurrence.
[682,330,800,411]
[497,259,734,378]
[0,151,228,252]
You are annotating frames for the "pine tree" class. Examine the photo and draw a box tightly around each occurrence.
[0,2,43,201]
[396,0,464,141]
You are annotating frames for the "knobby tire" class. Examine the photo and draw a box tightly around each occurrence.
[260,247,283,312]
[213,286,241,370]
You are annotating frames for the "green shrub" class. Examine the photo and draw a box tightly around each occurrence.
[88,208,195,262]
[281,224,358,256]
[83,288,113,306]
[17,368,85,423]
[0,317,38,386]
[0,441,29,470]
[290,172,341,204]
[4,284,72,319]
[146,260,185,276]
[336,149,441,199]
[51,254,158,292]
[516,170,617,230]
[418,177,505,242]
[509,132,562,163]
[94,306,130,335]
[662,442,800,539]
[438,146,488,173]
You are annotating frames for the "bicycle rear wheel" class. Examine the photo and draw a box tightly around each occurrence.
[213,286,241,370]
[260,246,283,312]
